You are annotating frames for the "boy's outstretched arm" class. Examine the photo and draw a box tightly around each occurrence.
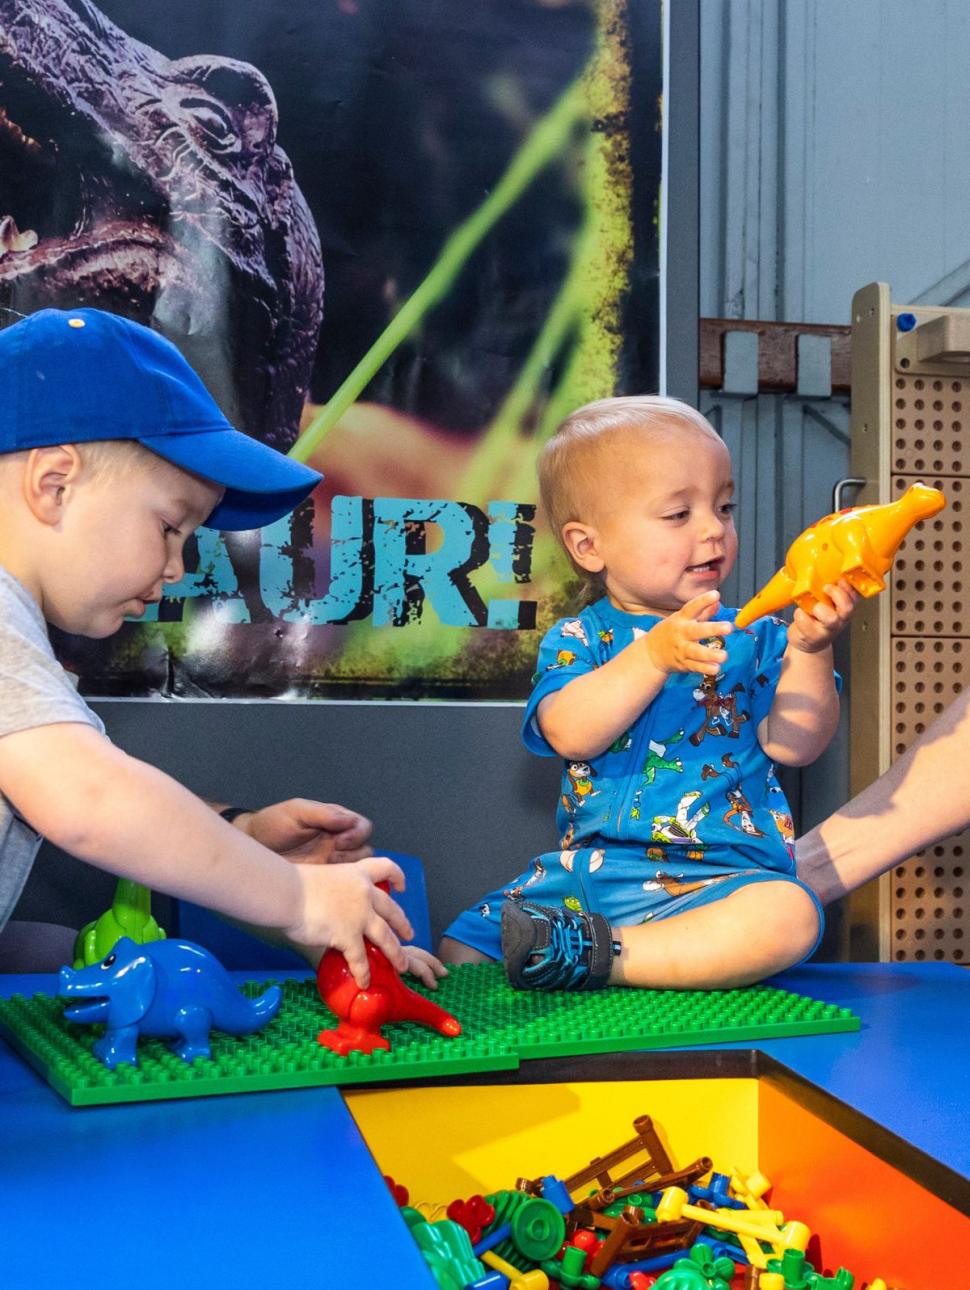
[0,723,411,987]
[758,580,857,766]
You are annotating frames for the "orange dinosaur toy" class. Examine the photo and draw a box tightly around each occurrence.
[316,941,461,1055]
[734,483,946,629]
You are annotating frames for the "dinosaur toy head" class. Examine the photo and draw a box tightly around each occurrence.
[0,0,324,449]
[59,936,157,1027]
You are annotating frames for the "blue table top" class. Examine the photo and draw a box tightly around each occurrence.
[2,962,968,1287]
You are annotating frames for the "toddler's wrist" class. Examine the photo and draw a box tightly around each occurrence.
[643,626,672,676]
[787,635,834,659]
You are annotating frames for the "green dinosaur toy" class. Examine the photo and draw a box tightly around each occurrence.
[72,879,166,968]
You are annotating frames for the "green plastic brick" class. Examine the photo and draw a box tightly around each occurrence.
[0,966,859,1106]
[413,965,859,1059]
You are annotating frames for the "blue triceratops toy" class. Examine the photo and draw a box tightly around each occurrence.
[58,936,282,1068]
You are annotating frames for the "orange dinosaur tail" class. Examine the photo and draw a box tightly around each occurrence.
[734,568,794,629]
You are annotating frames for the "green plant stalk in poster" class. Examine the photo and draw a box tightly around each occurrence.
[292,0,639,686]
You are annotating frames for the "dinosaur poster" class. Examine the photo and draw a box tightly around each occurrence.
[0,0,662,699]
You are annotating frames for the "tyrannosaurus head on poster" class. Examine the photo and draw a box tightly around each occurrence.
[0,0,323,451]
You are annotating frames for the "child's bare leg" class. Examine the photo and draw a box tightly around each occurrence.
[611,880,820,990]
[438,935,496,965]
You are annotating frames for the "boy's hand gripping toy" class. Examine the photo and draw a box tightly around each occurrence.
[733,482,945,629]
[316,884,461,1055]
[316,943,461,1054]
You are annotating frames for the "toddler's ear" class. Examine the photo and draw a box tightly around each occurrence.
[23,444,84,525]
[561,519,605,573]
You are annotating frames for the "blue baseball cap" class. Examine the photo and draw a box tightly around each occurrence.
[0,307,322,531]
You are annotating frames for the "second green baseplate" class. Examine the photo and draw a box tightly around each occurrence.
[0,963,859,1106]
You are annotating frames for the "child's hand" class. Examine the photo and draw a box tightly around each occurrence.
[788,580,860,653]
[645,591,733,676]
[288,855,413,987]
[402,945,449,989]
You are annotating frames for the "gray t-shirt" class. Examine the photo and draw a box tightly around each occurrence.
[0,567,105,931]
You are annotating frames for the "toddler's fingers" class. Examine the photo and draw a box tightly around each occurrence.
[683,622,732,650]
[366,918,408,973]
[687,656,724,676]
[404,951,445,989]
[405,958,437,988]
[680,590,722,621]
[792,607,832,642]
[410,946,448,978]
[359,855,406,893]
[826,581,859,615]
[373,886,414,942]
[685,637,726,662]
[686,627,731,650]
[791,607,816,634]
[810,598,839,627]
[340,937,372,989]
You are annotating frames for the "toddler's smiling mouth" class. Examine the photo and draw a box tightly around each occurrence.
[686,558,723,575]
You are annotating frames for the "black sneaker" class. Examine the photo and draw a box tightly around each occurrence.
[501,899,615,991]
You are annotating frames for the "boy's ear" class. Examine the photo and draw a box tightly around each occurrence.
[561,520,606,573]
[23,445,85,526]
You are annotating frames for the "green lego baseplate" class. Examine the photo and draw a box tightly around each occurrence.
[0,964,859,1107]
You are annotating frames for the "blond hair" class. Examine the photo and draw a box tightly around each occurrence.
[538,395,720,599]
[0,439,162,481]
[76,439,164,478]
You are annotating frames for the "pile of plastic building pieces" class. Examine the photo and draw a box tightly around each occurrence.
[391,1113,893,1290]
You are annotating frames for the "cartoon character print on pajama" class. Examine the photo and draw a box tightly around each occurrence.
[443,596,814,961]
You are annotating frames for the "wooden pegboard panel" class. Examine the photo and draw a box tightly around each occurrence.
[887,300,970,961]
[891,374,968,476]
[850,287,970,962]
[891,476,967,636]
[891,841,968,964]
[888,638,970,964]
[890,638,969,757]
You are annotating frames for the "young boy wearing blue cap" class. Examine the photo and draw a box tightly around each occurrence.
[0,307,444,987]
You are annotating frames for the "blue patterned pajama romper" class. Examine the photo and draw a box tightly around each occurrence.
[444,596,826,960]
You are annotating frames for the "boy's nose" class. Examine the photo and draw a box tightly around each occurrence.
[701,512,726,541]
[163,554,185,583]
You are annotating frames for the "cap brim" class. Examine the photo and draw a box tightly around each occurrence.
[140,428,323,531]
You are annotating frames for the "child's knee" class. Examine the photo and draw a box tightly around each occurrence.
[761,881,821,959]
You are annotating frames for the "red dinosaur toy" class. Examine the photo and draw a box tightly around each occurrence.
[316,942,461,1055]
